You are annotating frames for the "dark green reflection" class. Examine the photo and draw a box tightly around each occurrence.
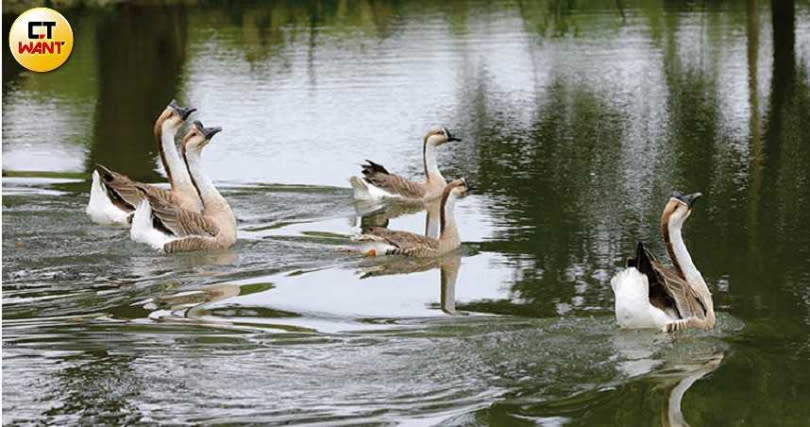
[86,5,189,181]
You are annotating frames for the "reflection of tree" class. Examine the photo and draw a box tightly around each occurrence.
[194,0,399,66]
[746,0,810,323]
[85,5,189,181]
[468,73,625,316]
[660,9,719,196]
[745,0,763,256]
[2,14,24,88]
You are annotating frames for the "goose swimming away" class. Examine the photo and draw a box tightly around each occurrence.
[130,121,237,253]
[349,127,461,202]
[610,192,716,332]
[352,178,472,257]
[86,100,201,226]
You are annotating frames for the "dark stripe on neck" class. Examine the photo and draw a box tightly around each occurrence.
[439,185,454,235]
[661,212,685,278]
[183,142,202,201]
[423,136,429,181]
[154,118,173,184]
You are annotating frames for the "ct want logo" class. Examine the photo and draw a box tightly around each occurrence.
[8,7,74,72]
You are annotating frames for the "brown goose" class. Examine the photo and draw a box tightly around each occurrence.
[352,178,472,257]
[349,127,461,201]
[610,192,716,332]
[130,121,237,253]
[86,100,200,225]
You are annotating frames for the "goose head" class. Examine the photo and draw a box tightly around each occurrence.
[424,127,462,146]
[183,120,223,153]
[155,99,197,134]
[443,177,474,199]
[662,191,702,230]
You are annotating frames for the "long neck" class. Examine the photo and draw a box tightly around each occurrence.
[440,256,460,314]
[423,142,443,183]
[155,122,172,183]
[160,122,195,193]
[424,199,441,239]
[184,147,227,213]
[667,221,715,319]
[439,194,459,245]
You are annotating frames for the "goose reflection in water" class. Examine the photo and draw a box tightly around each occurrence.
[613,331,725,427]
[354,196,442,239]
[357,195,462,314]
[146,283,243,320]
[660,353,724,427]
[358,252,462,315]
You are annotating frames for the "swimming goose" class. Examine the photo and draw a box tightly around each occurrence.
[349,127,461,201]
[353,178,472,257]
[86,100,201,226]
[130,121,237,253]
[610,192,716,332]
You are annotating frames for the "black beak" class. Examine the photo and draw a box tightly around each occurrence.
[169,99,197,120]
[462,178,475,192]
[204,126,223,139]
[447,136,462,142]
[672,191,702,208]
[193,120,223,140]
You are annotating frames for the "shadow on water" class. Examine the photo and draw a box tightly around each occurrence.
[3,0,810,424]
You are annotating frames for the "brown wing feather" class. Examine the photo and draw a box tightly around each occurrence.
[96,164,170,211]
[631,241,705,319]
[164,236,218,254]
[360,161,426,199]
[367,227,438,249]
[651,261,706,319]
[136,184,219,238]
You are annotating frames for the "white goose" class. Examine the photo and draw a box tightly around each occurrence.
[86,100,201,226]
[349,127,461,202]
[611,192,716,332]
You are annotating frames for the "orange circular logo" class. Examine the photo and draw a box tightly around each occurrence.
[8,7,74,72]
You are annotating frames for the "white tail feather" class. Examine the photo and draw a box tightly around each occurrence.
[130,201,175,252]
[611,268,673,330]
[86,170,130,226]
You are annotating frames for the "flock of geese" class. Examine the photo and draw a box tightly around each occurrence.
[85,100,716,333]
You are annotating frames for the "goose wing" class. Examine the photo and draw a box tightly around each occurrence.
[358,227,439,256]
[96,164,170,211]
[361,160,427,199]
[629,242,705,318]
[135,184,219,238]
[651,261,706,319]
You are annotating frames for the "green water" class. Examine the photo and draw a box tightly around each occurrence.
[3,0,810,425]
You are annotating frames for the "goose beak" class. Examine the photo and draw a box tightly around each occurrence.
[169,99,197,120]
[447,136,462,142]
[203,126,223,139]
[672,191,702,208]
[193,120,222,139]
[462,178,475,192]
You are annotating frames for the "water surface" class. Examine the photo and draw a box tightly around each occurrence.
[3,0,810,425]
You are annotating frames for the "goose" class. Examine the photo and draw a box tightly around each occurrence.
[86,100,201,226]
[349,127,461,201]
[610,192,716,332]
[130,121,237,253]
[352,178,472,257]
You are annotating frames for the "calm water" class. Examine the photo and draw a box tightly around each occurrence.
[3,0,810,425]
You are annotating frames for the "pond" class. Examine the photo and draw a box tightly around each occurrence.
[3,0,810,424]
